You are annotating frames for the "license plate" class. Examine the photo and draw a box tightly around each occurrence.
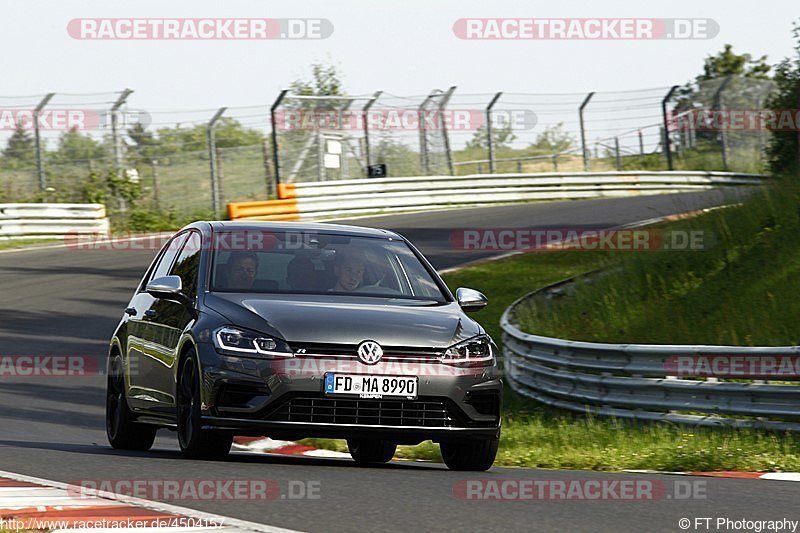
[324,373,418,400]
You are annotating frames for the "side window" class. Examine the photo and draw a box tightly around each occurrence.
[170,232,202,299]
[147,233,188,286]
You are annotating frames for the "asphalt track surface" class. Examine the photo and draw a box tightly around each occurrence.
[2,189,798,532]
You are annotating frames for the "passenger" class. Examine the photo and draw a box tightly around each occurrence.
[332,248,366,292]
[286,256,318,291]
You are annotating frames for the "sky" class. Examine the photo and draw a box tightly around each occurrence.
[1,0,796,111]
[0,0,796,156]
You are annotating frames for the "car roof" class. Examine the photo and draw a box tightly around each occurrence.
[206,220,402,240]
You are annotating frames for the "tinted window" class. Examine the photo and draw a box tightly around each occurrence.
[210,231,446,302]
[169,232,202,299]
[148,233,188,285]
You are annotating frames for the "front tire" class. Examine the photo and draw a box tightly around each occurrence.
[347,438,397,465]
[177,351,232,460]
[440,437,499,471]
[106,353,157,451]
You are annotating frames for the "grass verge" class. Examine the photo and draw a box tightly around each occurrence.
[301,184,800,470]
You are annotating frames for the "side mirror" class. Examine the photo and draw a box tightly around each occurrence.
[456,287,488,312]
[146,275,189,304]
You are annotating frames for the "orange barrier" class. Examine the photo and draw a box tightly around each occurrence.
[227,198,297,220]
[277,183,297,199]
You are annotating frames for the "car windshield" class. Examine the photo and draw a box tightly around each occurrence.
[210,230,447,302]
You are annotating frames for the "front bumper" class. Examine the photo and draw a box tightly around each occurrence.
[196,341,502,443]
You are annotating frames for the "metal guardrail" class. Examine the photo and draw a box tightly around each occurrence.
[500,277,800,431]
[228,170,766,221]
[0,203,109,239]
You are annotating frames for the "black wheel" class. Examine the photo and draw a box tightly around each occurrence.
[347,438,397,465]
[440,437,499,471]
[177,352,232,460]
[106,353,157,451]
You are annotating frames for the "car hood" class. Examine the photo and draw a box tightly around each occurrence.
[204,292,482,348]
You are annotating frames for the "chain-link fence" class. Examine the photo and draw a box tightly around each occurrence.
[0,77,782,218]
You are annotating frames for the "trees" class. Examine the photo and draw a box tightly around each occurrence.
[466,124,517,151]
[1,122,35,168]
[699,44,771,81]
[766,23,800,177]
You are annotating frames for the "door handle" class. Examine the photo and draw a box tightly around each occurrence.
[144,310,158,318]
[125,307,137,316]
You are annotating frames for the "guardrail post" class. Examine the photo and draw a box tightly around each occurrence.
[712,75,733,171]
[440,86,457,176]
[207,107,227,215]
[579,92,594,171]
[661,85,680,170]
[362,90,382,174]
[486,92,503,174]
[33,93,55,191]
[270,89,289,191]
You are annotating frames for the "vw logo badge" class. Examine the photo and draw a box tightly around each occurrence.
[357,340,383,365]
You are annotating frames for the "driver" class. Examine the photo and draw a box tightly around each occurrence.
[332,247,366,292]
[225,252,258,291]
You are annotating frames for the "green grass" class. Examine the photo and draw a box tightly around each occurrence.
[0,238,61,251]
[516,180,800,345]
[300,183,800,471]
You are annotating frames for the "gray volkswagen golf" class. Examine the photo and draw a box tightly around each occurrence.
[106,221,502,470]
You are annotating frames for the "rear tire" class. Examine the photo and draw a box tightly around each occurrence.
[347,438,397,465]
[106,353,157,451]
[440,437,499,471]
[177,351,232,460]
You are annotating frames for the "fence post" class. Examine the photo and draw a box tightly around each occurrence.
[262,140,274,198]
[418,93,435,175]
[362,90,382,175]
[440,86,457,176]
[661,85,680,170]
[579,92,594,171]
[552,154,559,171]
[486,92,503,174]
[270,89,289,192]
[207,107,226,215]
[151,159,160,211]
[110,89,134,212]
[33,93,55,191]
[110,89,133,176]
[712,75,733,171]
[638,129,645,156]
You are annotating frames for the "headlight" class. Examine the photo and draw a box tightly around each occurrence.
[213,326,293,359]
[441,335,495,366]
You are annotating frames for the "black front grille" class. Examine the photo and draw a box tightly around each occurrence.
[289,342,444,360]
[268,396,456,427]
